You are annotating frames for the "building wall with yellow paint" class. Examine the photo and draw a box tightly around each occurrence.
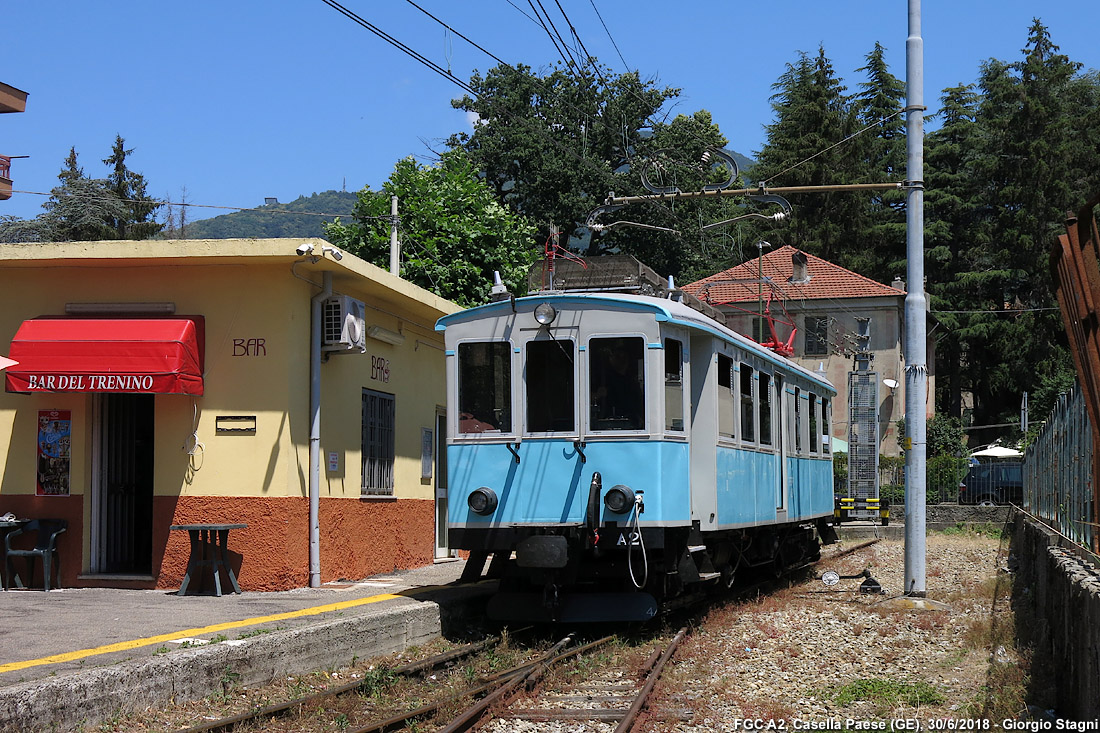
[0,239,461,591]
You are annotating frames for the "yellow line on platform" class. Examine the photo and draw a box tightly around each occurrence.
[0,592,403,674]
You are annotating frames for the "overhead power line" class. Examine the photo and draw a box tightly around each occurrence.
[587,0,629,72]
[10,188,382,219]
[320,0,475,96]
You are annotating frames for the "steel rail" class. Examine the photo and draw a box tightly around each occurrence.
[613,627,687,733]
[436,633,576,733]
[346,634,615,733]
[175,635,501,733]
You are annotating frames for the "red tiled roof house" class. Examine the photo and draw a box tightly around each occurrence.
[685,245,933,457]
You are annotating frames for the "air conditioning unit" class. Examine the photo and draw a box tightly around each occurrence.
[322,295,366,352]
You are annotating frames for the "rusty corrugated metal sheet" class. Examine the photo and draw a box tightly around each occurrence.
[1049,193,1100,552]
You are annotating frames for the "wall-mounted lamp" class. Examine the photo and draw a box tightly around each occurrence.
[367,325,405,346]
[883,378,899,392]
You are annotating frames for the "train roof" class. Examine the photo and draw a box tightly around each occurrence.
[436,291,836,394]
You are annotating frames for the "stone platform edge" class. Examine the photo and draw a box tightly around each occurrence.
[0,598,440,733]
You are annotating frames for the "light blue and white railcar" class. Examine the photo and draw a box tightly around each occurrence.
[436,291,837,622]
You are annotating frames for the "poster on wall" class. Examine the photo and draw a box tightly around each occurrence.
[36,409,71,496]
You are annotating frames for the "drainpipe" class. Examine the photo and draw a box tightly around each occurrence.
[309,271,332,588]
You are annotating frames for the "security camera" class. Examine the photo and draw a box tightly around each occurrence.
[296,243,314,256]
[322,245,343,261]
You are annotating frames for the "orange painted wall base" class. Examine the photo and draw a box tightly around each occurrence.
[1,496,435,591]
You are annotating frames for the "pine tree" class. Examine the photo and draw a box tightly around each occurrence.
[925,83,982,418]
[853,42,907,281]
[102,135,163,240]
[750,47,862,267]
[951,20,1087,432]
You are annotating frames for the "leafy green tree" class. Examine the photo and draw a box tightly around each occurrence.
[324,149,539,306]
[448,62,755,284]
[449,62,679,242]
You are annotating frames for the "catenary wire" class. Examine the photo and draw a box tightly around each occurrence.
[587,0,630,72]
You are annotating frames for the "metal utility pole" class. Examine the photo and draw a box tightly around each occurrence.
[389,195,400,276]
[903,0,928,596]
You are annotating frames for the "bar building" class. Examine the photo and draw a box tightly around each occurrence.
[0,238,459,590]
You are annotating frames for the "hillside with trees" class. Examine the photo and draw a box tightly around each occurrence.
[180,190,357,240]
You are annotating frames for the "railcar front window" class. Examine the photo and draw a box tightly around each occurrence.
[590,336,645,431]
[526,339,575,432]
[664,338,684,432]
[740,365,755,443]
[718,354,735,439]
[822,397,832,454]
[458,342,512,433]
[759,372,773,446]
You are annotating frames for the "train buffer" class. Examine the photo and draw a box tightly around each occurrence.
[834,496,890,526]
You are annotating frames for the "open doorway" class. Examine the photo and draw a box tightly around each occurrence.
[433,408,454,559]
[92,394,154,574]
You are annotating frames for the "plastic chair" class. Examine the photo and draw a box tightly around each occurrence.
[5,519,67,591]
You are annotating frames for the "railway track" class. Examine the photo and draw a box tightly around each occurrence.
[176,540,880,733]
[437,630,686,732]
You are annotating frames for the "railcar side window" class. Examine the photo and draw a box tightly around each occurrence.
[718,354,735,439]
[664,338,685,432]
[759,372,773,446]
[457,342,512,433]
[822,397,831,454]
[526,339,575,432]
[590,337,645,430]
[740,364,755,443]
[808,392,819,454]
[794,387,803,453]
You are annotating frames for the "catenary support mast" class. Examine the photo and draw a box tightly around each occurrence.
[903,0,928,596]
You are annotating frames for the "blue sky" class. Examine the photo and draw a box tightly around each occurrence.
[2,1,1096,223]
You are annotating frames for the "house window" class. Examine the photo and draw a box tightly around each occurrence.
[362,389,395,496]
[805,316,829,355]
[752,317,768,343]
[526,339,575,432]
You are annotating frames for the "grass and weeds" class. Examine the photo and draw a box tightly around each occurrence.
[819,677,945,707]
[938,522,1005,540]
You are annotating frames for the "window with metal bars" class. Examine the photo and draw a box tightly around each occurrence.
[362,389,395,496]
[804,316,829,355]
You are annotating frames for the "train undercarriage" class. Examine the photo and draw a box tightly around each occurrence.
[455,519,832,623]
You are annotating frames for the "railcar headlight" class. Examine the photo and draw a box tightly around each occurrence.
[468,487,498,515]
[604,484,635,514]
[533,303,557,326]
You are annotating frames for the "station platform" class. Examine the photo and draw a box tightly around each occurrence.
[0,558,493,732]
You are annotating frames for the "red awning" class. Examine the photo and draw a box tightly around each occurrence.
[5,318,204,395]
